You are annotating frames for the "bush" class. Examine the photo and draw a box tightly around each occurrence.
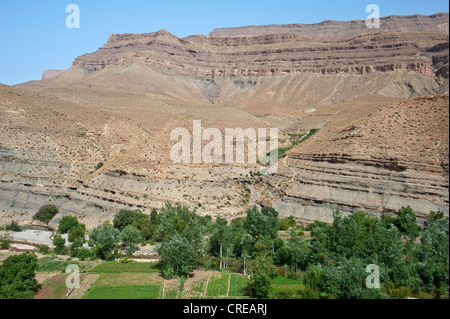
[388,286,412,299]
[70,248,91,261]
[33,205,59,225]
[0,233,13,249]
[38,245,50,255]
[6,221,22,232]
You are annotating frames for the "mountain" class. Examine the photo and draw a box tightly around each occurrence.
[4,13,449,228]
[17,13,449,115]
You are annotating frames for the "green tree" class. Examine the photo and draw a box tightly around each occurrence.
[52,233,67,255]
[0,252,39,299]
[209,217,232,271]
[68,223,86,244]
[33,205,59,225]
[88,224,120,260]
[157,233,198,279]
[419,216,449,293]
[394,206,420,242]
[120,225,142,256]
[248,251,276,298]
[58,215,79,234]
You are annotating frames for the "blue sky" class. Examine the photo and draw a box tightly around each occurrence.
[0,0,448,85]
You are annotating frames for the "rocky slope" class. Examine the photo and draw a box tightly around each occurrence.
[254,94,449,224]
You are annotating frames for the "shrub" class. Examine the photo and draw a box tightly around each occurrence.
[70,248,91,261]
[388,286,412,299]
[0,233,13,249]
[6,221,22,232]
[38,245,50,255]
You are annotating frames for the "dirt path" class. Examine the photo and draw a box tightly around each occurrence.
[67,274,100,299]
[226,272,232,297]
[203,271,212,298]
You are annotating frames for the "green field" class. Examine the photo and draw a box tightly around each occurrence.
[37,257,96,273]
[89,261,160,273]
[84,285,161,299]
[228,273,248,297]
[205,272,230,297]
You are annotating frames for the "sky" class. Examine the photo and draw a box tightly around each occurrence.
[0,0,448,85]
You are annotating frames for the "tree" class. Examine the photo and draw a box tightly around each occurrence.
[113,209,147,231]
[88,224,120,260]
[120,225,142,256]
[58,215,79,234]
[209,217,232,271]
[68,223,86,244]
[248,251,276,298]
[321,257,384,299]
[419,216,449,292]
[0,252,39,299]
[52,233,67,255]
[157,234,198,279]
[394,206,420,242]
[33,205,59,225]
[244,206,280,240]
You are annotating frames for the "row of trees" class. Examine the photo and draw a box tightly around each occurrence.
[39,202,449,299]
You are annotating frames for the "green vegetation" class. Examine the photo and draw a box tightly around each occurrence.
[205,272,230,297]
[33,204,59,225]
[57,215,79,234]
[270,128,319,158]
[89,261,159,274]
[0,252,39,299]
[6,221,22,232]
[85,284,161,299]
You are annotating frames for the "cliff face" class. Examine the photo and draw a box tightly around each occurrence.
[210,13,450,41]
[17,14,449,109]
[73,30,447,78]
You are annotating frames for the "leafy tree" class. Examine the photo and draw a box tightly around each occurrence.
[209,217,232,270]
[0,252,39,299]
[157,233,198,279]
[244,206,280,240]
[113,209,147,231]
[88,224,120,260]
[394,206,420,242]
[419,217,449,292]
[120,225,142,256]
[33,205,59,225]
[184,219,204,254]
[52,233,67,255]
[58,215,79,234]
[321,257,384,299]
[248,251,276,298]
[68,223,86,244]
